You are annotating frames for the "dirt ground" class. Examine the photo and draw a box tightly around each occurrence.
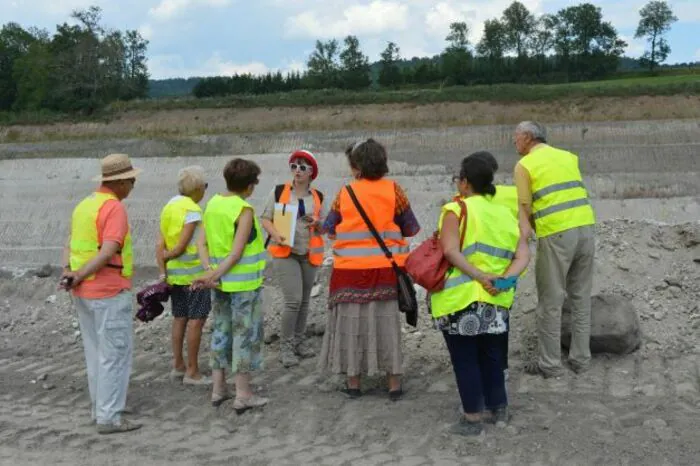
[1,220,699,465]
[1,112,700,464]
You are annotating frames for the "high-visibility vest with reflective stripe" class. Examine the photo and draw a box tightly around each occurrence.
[203,194,266,292]
[492,185,518,219]
[332,179,409,270]
[69,191,133,280]
[430,195,520,318]
[160,195,204,286]
[268,183,325,266]
[518,145,596,238]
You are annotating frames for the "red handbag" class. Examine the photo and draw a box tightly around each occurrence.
[405,199,466,292]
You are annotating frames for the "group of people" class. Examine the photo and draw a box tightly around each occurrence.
[60,120,596,437]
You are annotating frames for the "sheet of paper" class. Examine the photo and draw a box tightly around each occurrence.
[273,202,298,247]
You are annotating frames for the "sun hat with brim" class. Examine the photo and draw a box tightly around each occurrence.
[92,153,143,182]
[289,150,318,181]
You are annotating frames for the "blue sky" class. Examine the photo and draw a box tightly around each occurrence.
[4,0,699,79]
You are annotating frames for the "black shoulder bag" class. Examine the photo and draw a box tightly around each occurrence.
[345,185,418,327]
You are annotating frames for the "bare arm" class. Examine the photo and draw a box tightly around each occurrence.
[503,233,530,278]
[163,222,197,260]
[62,235,71,269]
[208,208,254,283]
[440,212,493,282]
[261,218,285,244]
[518,204,534,239]
[196,224,210,270]
[62,241,121,288]
[156,232,167,278]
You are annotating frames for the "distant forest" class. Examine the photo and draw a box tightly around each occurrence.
[148,57,696,99]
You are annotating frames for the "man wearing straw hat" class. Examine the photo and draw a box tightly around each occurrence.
[60,153,143,434]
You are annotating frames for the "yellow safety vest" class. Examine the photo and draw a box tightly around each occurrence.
[492,185,518,219]
[430,195,520,318]
[203,194,267,292]
[518,145,595,238]
[70,191,133,280]
[160,195,205,285]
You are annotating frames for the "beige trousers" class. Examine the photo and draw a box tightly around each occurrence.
[535,225,595,374]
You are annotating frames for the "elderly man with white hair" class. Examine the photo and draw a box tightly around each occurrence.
[513,121,596,378]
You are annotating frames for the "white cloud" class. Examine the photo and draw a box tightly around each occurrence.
[148,53,309,78]
[285,1,409,38]
[149,0,231,21]
[138,23,154,41]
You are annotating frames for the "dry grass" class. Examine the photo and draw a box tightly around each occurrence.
[1,95,699,144]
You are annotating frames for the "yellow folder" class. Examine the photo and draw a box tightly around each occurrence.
[272,202,298,247]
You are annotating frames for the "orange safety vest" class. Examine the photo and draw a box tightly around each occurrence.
[332,178,409,270]
[268,183,325,266]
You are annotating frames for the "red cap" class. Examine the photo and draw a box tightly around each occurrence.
[289,150,318,180]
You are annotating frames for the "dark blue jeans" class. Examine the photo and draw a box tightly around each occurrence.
[443,332,507,414]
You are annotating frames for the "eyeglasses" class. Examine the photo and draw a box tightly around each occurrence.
[290,163,310,172]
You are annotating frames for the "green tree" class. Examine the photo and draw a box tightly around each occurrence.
[123,30,149,99]
[476,20,507,83]
[501,1,535,58]
[12,32,52,110]
[635,0,678,71]
[306,39,340,88]
[378,41,402,88]
[339,35,371,90]
[0,23,36,110]
[442,21,471,85]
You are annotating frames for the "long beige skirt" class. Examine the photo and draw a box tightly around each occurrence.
[318,300,403,377]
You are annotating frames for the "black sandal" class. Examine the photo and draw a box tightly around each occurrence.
[388,388,404,402]
[340,385,362,399]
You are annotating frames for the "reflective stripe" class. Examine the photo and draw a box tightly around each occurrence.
[167,265,205,276]
[532,180,585,201]
[443,274,473,290]
[210,252,268,266]
[309,247,325,254]
[533,198,591,220]
[334,231,404,241]
[462,242,515,260]
[172,253,199,262]
[220,270,265,283]
[333,246,410,257]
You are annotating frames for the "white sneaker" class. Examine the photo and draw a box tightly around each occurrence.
[183,375,212,386]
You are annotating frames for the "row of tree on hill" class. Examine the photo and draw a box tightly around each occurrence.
[0,6,149,113]
[194,0,680,98]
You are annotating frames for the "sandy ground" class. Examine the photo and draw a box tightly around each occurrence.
[1,119,699,465]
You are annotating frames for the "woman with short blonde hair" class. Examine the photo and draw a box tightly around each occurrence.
[157,165,211,385]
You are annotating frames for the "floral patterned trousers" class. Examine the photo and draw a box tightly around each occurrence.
[209,288,264,374]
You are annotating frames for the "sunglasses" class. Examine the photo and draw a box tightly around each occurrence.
[290,163,310,172]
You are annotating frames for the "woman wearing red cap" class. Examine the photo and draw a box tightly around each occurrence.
[261,150,327,368]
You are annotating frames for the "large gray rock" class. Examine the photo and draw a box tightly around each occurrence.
[561,294,641,355]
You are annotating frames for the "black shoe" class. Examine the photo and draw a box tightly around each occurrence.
[340,386,362,399]
[486,406,509,425]
[388,388,404,402]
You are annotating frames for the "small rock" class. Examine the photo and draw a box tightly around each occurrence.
[664,278,682,288]
[72,321,79,329]
[33,264,53,278]
[310,284,322,298]
[617,264,630,272]
[652,311,665,321]
[668,286,682,298]
[655,283,668,291]
[45,295,57,304]
[643,419,668,428]
[38,373,48,381]
[74,330,81,339]
[649,252,661,260]
[42,383,56,390]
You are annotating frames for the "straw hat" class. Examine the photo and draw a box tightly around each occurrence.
[92,153,143,182]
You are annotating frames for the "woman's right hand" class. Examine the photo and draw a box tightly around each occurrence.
[476,273,500,296]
